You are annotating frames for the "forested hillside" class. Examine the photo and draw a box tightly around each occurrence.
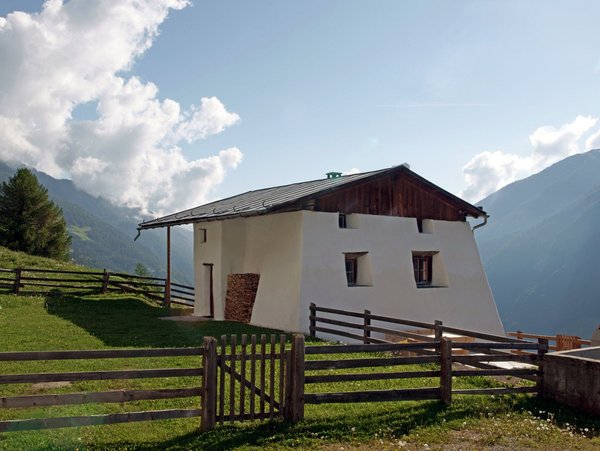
[476,149,600,337]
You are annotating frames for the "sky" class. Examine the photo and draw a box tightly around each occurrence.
[1,0,600,217]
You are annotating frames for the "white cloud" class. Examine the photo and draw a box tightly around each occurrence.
[0,0,241,215]
[461,115,598,202]
[343,168,361,175]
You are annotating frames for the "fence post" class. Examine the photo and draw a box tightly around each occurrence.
[289,334,305,422]
[284,350,292,420]
[101,269,110,294]
[201,336,217,431]
[13,268,21,295]
[536,338,549,397]
[434,320,443,343]
[363,309,371,344]
[309,303,316,338]
[439,337,453,406]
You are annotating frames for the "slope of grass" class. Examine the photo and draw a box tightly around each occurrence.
[0,247,599,450]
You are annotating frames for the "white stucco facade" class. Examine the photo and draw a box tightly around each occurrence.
[193,210,504,336]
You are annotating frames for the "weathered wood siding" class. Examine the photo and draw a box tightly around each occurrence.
[315,174,467,221]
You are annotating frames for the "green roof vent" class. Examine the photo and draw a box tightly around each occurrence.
[326,172,342,179]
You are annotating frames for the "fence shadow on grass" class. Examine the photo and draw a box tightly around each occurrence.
[126,395,600,450]
[44,293,285,348]
[110,401,475,450]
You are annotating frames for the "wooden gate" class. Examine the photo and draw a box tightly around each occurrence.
[214,334,289,424]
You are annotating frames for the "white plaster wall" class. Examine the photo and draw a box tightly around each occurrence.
[195,210,504,337]
[193,212,304,331]
[193,222,222,317]
[298,211,504,337]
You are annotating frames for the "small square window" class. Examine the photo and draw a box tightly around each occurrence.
[413,255,431,286]
[412,252,438,287]
[344,252,370,287]
[417,218,423,233]
[345,256,357,285]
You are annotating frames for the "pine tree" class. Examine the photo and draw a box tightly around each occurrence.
[0,168,71,261]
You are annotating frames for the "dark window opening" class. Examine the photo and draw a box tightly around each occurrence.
[199,228,207,243]
[412,254,433,287]
[339,213,347,229]
[416,218,423,233]
[345,256,357,286]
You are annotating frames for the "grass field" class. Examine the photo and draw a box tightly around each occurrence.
[0,247,599,450]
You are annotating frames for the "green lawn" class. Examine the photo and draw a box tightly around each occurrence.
[1,293,599,450]
[0,247,599,450]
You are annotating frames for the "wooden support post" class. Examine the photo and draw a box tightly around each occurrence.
[290,334,305,422]
[434,320,443,342]
[536,338,549,397]
[201,336,217,431]
[284,350,292,420]
[439,337,453,406]
[101,269,110,294]
[363,309,371,344]
[13,268,21,295]
[164,226,171,307]
[309,303,316,338]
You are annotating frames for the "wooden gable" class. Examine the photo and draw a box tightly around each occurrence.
[313,171,474,222]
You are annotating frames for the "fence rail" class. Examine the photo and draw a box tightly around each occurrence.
[303,336,545,407]
[0,343,209,433]
[0,267,195,308]
[309,303,523,347]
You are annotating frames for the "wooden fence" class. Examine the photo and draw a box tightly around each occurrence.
[0,330,550,433]
[508,331,591,352]
[303,338,545,407]
[0,341,209,433]
[309,303,526,346]
[0,267,195,307]
[0,334,302,432]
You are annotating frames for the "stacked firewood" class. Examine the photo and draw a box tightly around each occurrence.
[224,273,260,323]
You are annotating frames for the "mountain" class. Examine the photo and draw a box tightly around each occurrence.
[0,162,194,285]
[476,149,600,338]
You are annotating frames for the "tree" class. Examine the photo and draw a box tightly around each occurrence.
[0,168,71,260]
[134,263,150,277]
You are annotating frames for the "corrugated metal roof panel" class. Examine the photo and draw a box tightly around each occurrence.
[138,166,484,230]
[138,169,387,229]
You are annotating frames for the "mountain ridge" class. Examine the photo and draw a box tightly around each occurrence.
[477,149,600,337]
[0,162,194,285]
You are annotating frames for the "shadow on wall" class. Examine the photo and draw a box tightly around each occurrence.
[44,294,284,348]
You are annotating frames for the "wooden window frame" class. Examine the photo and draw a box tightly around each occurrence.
[345,256,357,286]
[344,252,368,287]
[412,251,437,288]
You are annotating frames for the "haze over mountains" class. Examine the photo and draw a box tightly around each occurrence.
[476,149,600,338]
[0,162,193,285]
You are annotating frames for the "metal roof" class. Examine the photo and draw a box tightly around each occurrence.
[138,165,485,230]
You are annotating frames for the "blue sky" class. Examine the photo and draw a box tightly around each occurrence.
[1,1,600,213]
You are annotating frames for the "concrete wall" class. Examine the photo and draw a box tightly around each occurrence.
[543,349,600,417]
[194,210,504,336]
